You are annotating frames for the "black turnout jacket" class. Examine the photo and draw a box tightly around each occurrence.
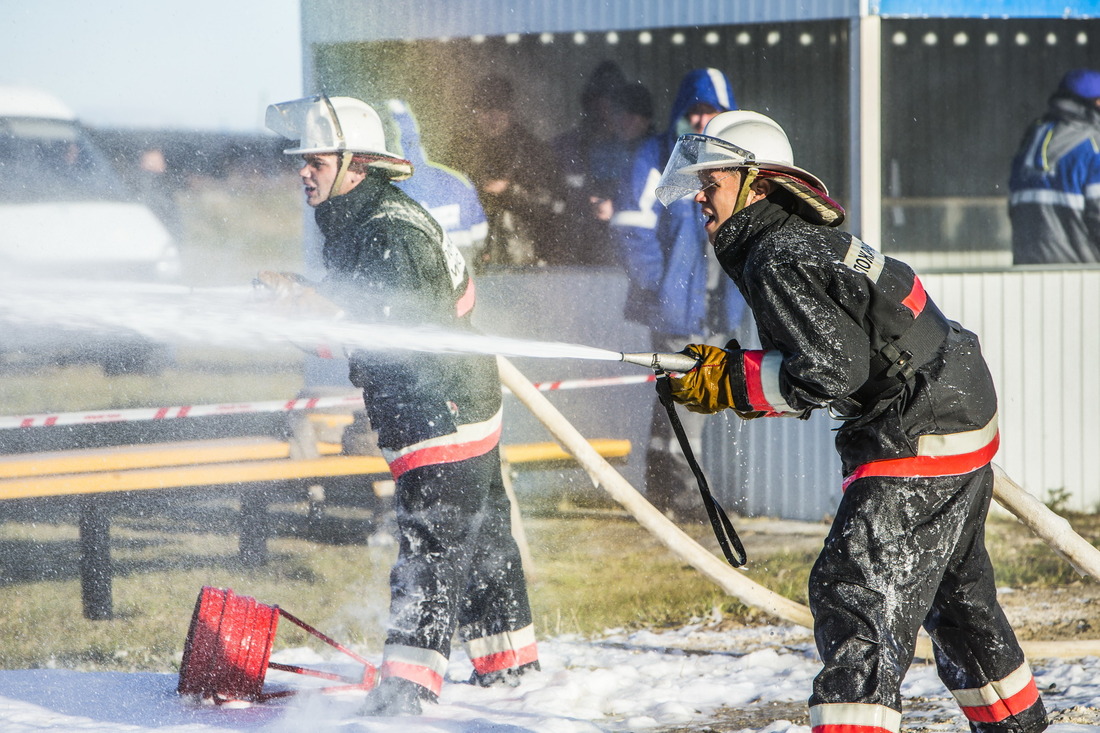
[712,199,999,484]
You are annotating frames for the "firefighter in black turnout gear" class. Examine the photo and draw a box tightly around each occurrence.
[656,111,1048,733]
[264,95,537,716]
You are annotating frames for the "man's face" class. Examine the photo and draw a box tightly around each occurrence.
[685,103,722,134]
[694,169,743,244]
[693,169,773,243]
[298,153,362,207]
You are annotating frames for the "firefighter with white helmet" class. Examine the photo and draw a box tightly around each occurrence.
[661,111,1048,733]
[262,94,539,715]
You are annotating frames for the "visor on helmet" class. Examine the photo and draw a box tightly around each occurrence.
[655,133,755,206]
[265,95,347,154]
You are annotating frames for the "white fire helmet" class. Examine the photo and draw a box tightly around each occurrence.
[656,110,844,226]
[265,94,412,180]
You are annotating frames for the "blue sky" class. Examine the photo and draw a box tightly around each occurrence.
[0,0,303,132]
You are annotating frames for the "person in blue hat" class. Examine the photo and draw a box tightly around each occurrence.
[1009,68,1100,264]
[609,68,749,518]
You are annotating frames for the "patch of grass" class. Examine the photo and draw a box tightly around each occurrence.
[985,511,1100,587]
[0,496,1096,673]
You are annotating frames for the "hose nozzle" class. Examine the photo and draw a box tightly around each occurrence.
[620,351,700,374]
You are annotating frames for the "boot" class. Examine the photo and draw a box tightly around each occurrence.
[359,676,435,716]
[467,660,541,688]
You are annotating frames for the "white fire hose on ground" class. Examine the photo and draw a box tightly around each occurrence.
[497,356,1100,660]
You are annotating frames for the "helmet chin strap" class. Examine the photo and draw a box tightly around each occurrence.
[732,167,760,215]
[329,151,354,199]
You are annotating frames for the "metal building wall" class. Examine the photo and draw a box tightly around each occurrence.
[703,409,843,522]
[302,0,858,43]
[298,5,1100,518]
[923,269,1100,512]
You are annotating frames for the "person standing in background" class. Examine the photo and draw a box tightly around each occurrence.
[386,98,489,267]
[454,75,565,269]
[552,60,628,266]
[609,67,748,518]
[1009,68,1100,264]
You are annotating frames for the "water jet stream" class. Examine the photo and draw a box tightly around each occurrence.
[0,279,626,365]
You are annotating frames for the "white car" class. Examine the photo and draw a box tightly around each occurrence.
[0,86,182,374]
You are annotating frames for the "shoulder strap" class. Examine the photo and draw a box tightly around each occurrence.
[850,300,952,410]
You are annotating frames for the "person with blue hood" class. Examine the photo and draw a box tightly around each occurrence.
[1009,68,1100,264]
[386,99,489,265]
[610,68,748,516]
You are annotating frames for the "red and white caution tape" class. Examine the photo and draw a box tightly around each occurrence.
[1,395,368,430]
[1,373,656,430]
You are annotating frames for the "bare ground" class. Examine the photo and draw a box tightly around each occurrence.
[651,518,1100,731]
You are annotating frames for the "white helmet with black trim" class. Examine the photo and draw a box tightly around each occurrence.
[656,110,844,226]
[265,94,413,186]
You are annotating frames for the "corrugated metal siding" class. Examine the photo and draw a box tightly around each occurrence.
[704,268,1100,519]
[703,410,842,522]
[303,0,859,43]
[923,269,1100,512]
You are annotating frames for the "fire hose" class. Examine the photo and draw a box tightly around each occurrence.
[525,353,1100,659]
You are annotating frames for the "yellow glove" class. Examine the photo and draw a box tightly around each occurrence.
[254,271,345,320]
[668,343,766,418]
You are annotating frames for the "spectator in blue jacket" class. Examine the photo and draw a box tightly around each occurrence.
[386,99,489,265]
[610,68,748,516]
[1010,68,1100,264]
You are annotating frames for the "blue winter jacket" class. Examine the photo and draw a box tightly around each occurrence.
[610,69,746,336]
[1009,91,1100,264]
[387,99,489,258]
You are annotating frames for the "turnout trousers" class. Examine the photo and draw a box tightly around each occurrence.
[378,442,537,697]
[808,467,1047,733]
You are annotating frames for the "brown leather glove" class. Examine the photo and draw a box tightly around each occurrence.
[668,343,766,418]
[668,344,734,414]
[254,270,345,320]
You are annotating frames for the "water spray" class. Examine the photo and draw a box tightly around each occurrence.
[0,278,705,374]
[0,278,740,564]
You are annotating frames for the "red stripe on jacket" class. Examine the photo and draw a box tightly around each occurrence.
[842,433,999,491]
[900,276,928,317]
[742,350,774,411]
[455,278,476,317]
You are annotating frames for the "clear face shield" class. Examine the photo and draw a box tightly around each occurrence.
[654,133,756,207]
[265,94,347,155]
